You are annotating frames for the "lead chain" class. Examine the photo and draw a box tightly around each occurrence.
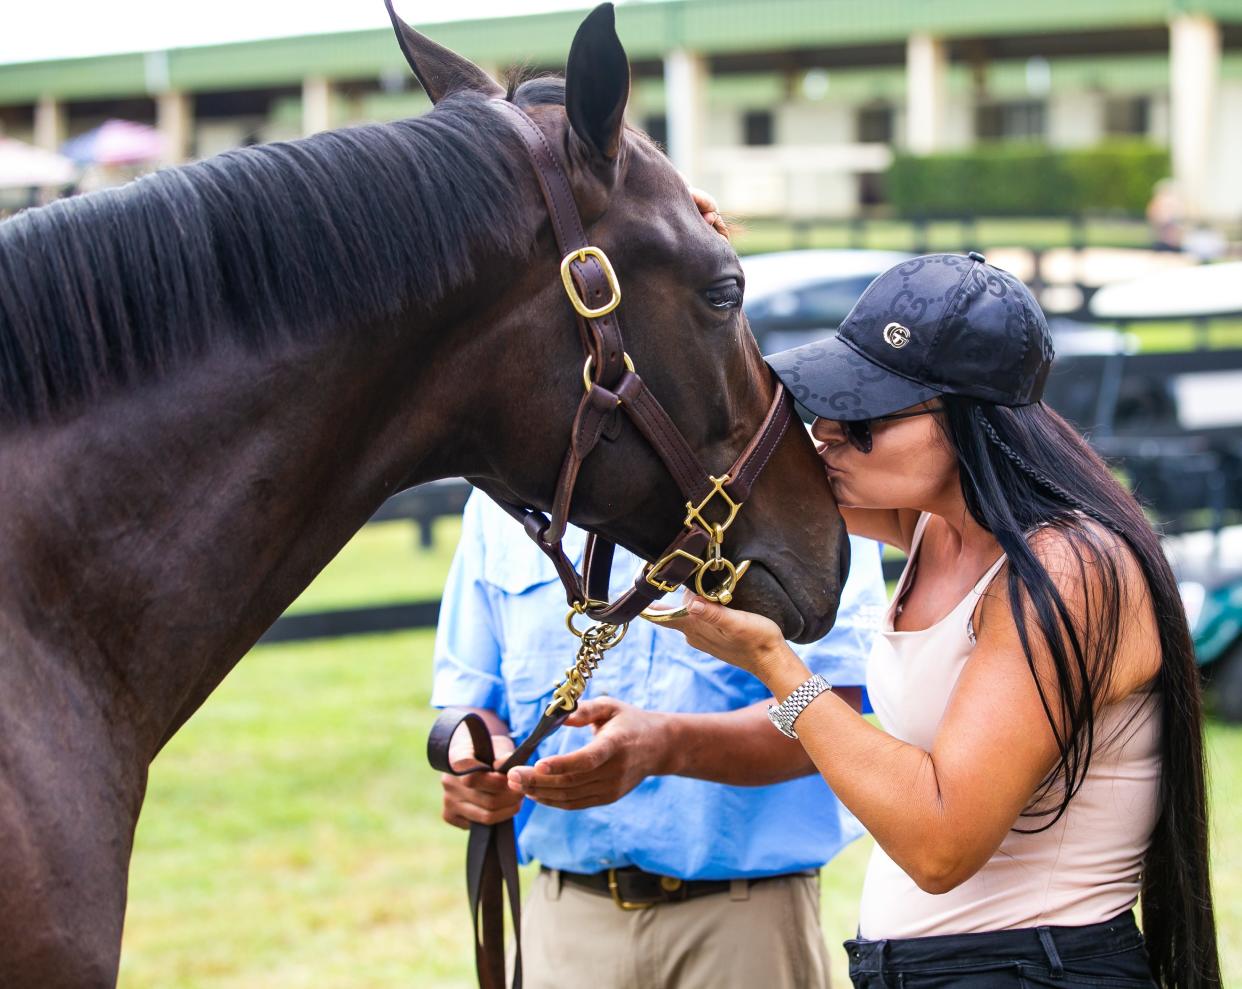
[545,612,629,716]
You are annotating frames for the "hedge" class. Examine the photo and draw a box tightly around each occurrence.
[885,141,1170,217]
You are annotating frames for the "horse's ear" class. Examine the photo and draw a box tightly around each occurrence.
[383,0,503,103]
[565,3,630,160]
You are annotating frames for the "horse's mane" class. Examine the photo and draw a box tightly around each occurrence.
[0,79,566,427]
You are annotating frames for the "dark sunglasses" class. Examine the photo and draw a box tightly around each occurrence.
[839,406,940,454]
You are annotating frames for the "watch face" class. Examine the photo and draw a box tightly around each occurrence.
[767,703,797,739]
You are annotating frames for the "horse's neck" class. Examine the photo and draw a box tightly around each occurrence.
[1,314,469,756]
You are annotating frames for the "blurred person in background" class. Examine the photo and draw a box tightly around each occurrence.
[661,249,1219,988]
[1146,178,1185,252]
[431,488,886,989]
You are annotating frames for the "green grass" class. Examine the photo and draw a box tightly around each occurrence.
[118,522,1242,986]
[1125,319,1242,353]
[284,516,461,614]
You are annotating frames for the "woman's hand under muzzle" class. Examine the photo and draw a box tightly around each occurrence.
[653,592,804,689]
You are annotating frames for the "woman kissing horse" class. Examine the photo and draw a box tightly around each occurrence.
[0,5,847,985]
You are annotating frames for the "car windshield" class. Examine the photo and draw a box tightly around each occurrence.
[744,273,880,330]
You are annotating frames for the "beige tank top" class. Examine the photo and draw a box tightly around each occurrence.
[858,511,1161,939]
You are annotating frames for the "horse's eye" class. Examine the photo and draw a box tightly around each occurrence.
[703,279,743,310]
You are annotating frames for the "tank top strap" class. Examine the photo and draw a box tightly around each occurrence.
[909,510,932,551]
[971,551,1010,596]
[888,512,933,620]
[966,512,1081,601]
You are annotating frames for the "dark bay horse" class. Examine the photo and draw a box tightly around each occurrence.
[0,4,847,985]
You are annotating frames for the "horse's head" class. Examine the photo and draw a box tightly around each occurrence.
[386,2,847,642]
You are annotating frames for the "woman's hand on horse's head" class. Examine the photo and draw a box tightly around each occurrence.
[690,186,729,239]
[660,592,787,678]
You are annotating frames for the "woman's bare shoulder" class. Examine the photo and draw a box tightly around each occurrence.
[977,516,1162,699]
[841,507,923,552]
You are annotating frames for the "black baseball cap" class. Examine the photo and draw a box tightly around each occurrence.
[765,252,1055,422]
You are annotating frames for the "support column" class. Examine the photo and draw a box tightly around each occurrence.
[1169,13,1220,219]
[34,94,66,152]
[157,90,193,165]
[663,48,707,183]
[906,33,948,154]
[302,75,334,136]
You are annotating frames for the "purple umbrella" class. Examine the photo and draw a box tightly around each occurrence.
[62,119,164,166]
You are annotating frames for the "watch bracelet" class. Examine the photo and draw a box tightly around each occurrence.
[767,673,832,738]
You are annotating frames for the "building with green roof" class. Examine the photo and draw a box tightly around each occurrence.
[1,0,1239,218]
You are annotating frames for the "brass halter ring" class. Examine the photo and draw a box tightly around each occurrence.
[695,556,749,605]
[566,599,630,646]
[641,556,752,622]
[582,352,636,394]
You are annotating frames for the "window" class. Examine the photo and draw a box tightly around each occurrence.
[1103,96,1149,137]
[743,109,775,146]
[975,100,1047,141]
[856,103,894,144]
[643,113,668,149]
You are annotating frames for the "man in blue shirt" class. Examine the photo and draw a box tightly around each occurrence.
[433,490,884,988]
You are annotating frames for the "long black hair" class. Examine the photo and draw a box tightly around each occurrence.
[938,395,1218,989]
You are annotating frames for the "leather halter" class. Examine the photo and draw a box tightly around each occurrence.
[426,99,794,989]
[487,98,794,627]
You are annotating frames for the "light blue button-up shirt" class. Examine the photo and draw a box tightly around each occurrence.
[431,490,885,880]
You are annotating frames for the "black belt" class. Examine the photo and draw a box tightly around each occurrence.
[545,865,817,911]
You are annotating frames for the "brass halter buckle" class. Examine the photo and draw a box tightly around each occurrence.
[683,475,741,535]
[643,547,707,594]
[560,246,622,319]
[682,478,751,606]
[640,479,754,616]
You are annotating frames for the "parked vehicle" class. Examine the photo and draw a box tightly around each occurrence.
[741,248,1125,357]
[740,249,912,355]
[1053,258,1242,721]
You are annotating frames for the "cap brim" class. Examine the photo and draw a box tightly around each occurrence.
[766,334,940,422]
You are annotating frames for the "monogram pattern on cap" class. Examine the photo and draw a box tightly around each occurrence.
[772,336,933,419]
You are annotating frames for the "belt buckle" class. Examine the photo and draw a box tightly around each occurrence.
[607,868,654,911]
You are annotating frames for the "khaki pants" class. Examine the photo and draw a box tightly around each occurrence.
[519,869,831,989]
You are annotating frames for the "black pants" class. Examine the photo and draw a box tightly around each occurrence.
[845,910,1155,987]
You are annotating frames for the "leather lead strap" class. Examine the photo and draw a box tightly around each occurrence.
[428,708,576,989]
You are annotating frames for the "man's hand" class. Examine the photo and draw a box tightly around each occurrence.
[506,698,673,810]
[440,732,524,830]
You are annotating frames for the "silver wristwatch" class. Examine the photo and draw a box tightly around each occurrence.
[767,674,832,739]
